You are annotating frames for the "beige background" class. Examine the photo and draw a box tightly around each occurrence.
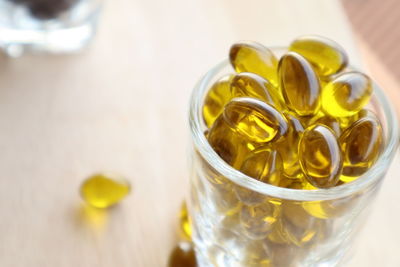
[0,0,398,266]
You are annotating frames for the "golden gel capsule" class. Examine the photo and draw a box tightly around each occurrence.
[274,113,305,178]
[240,202,279,240]
[239,146,282,185]
[231,72,283,109]
[80,173,130,208]
[207,114,252,168]
[281,202,319,247]
[235,147,282,205]
[321,71,372,117]
[289,35,348,76]
[179,202,192,240]
[278,52,321,116]
[299,125,343,188]
[229,41,279,86]
[308,115,341,137]
[203,74,235,128]
[339,116,383,179]
[223,97,289,143]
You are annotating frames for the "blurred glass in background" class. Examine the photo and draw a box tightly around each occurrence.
[0,0,102,57]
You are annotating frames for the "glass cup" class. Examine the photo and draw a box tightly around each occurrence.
[188,49,399,267]
[0,0,103,56]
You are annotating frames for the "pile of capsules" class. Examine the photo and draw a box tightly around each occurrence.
[203,35,384,190]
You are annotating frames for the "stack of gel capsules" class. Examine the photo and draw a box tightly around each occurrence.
[194,36,384,266]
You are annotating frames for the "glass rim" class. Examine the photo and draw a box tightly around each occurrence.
[189,55,399,201]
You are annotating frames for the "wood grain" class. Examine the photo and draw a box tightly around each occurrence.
[0,0,397,266]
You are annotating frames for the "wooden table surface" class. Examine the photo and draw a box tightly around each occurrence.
[0,1,399,266]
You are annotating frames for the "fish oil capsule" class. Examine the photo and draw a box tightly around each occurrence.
[281,202,319,247]
[235,148,282,205]
[303,194,360,219]
[240,201,280,240]
[229,41,279,86]
[289,35,348,76]
[299,125,343,188]
[278,175,316,190]
[80,173,130,208]
[231,72,283,109]
[168,242,197,267]
[223,97,289,143]
[207,114,252,168]
[179,202,192,240]
[274,113,305,178]
[203,74,235,128]
[240,240,271,267]
[339,116,384,179]
[278,52,321,116]
[239,146,282,185]
[321,71,372,117]
[308,115,342,137]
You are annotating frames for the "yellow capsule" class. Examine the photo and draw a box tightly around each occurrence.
[223,97,289,143]
[281,202,319,247]
[289,35,348,76]
[278,52,321,116]
[229,41,279,86]
[203,74,235,128]
[339,116,384,180]
[241,240,271,267]
[308,115,342,137]
[299,125,343,188]
[235,147,282,205]
[80,173,130,208]
[207,114,252,168]
[302,194,360,219]
[168,242,197,267]
[278,175,316,190]
[239,146,282,185]
[231,72,283,109]
[274,113,305,178]
[240,201,280,240]
[321,71,373,117]
[179,202,192,241]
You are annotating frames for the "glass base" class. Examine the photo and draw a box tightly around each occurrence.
[0,21,97,57]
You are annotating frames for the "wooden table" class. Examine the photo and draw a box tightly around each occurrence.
[0,0,398,266]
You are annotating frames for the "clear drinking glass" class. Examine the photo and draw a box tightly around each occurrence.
[0,0,102,56]
[188,49,399,267]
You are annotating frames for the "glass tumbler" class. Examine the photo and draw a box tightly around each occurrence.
[188,51,399,266]
[0,0,103,56]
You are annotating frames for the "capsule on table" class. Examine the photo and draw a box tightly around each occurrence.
[229,41,279,86]
[278,52,321,116]
[231,72,284,109]
[179,202,192,240]
[207,114,252,168]
[203,74,235,128]
[321,71,373,117]
[80,173,130,208]
[289,35,348,76]
[339,116,384,179]
[298,125,343,188]
[223,97,289,143]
